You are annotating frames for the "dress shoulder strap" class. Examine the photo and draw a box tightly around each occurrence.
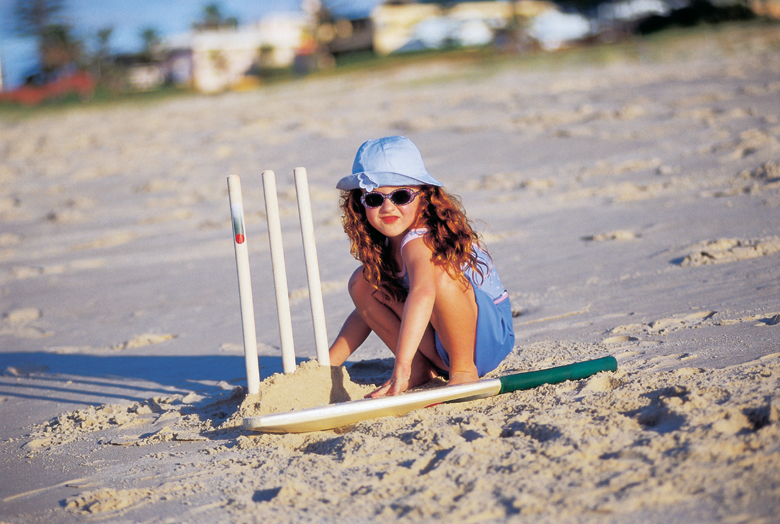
[395,228,428,279]
[400,228,428,252]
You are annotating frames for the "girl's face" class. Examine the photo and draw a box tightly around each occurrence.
[362,186,423,240]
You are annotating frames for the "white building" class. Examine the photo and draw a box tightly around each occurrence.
[166,13,313,93]
[371,1,557,55]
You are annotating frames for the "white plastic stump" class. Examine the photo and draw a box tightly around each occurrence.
[227,175,261,394]
[293,167,330,366]
[262,170,297,374]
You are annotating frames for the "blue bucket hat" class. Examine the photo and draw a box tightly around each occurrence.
[336,136,443,192]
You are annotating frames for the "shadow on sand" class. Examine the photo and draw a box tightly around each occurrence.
[0,351,299,406]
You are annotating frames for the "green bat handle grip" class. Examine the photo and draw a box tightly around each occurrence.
[498,356,618,395]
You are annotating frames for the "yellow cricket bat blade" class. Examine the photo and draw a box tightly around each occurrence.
[243,379,502,433]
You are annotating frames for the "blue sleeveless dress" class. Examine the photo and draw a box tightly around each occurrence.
[397,229,515,376]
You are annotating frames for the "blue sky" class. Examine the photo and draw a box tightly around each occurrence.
[0,0,379,88]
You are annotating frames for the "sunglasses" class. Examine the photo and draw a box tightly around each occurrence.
[360,188,421,208]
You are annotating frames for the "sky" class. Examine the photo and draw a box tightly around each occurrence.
[0,0,379,89]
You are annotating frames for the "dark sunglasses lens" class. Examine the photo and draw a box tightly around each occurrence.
[363,193,385,207]
[390,190,413,206]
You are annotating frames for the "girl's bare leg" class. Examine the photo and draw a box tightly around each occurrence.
[429,267,479,385]
[348,268,443,388]
[328,309,371,366]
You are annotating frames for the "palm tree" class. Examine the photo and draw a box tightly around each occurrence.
[13,0,65,36]
[203,4,223,28]
[40,23,83,71]
[93,26,114,83]
[193,3,238,31]
[13,0,82,73]
[140,27,162,61]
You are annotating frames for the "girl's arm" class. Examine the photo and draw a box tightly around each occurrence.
[329,309,371,366]
[370,238,437,396]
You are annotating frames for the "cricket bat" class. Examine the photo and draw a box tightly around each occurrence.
[243,356,617,433]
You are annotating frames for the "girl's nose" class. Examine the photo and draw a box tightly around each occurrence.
[380,196,396,211]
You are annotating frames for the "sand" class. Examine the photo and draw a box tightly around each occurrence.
[1,22,780,523]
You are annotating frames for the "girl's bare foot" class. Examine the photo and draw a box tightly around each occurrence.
[447,370,479,386]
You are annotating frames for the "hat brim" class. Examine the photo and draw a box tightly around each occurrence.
[336,171,443,191]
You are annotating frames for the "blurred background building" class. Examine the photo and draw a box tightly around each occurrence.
[0,0,770,100]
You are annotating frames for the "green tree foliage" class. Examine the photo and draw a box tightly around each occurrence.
[40,23,83,71]
[92,26,114,84]
[140,27,162,60]
[13,0,83,73]
[13,0,65,36]
[193,3,239,31]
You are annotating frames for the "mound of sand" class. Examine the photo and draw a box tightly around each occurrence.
[225,360,374,425]
[680,237,780,267]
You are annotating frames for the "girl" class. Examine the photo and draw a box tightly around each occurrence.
[328,136,515,397]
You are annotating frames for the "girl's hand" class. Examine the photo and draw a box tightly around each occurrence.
[367,365,411,398]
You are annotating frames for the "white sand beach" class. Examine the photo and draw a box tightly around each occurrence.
[1,23,779,523]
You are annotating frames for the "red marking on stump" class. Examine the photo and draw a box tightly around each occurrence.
[235,234,245,244]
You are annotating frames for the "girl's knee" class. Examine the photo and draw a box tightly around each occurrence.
[431,267,477,322]
[348,268,372,303]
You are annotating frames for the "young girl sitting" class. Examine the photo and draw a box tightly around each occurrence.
[328,136,515,397]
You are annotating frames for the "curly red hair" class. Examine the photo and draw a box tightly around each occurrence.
[339,185,487,302]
